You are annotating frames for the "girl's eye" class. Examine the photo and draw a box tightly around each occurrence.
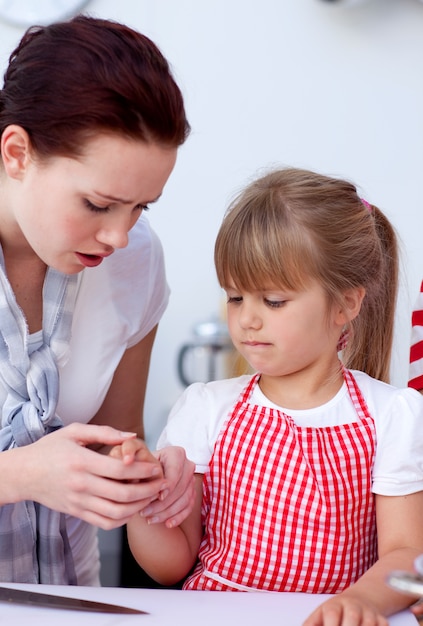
[265,298,286,308]
[138,204,150,212]
[84,199,111,213]
[227,295,242,304]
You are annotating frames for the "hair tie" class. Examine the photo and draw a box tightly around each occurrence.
[361,198,372,212]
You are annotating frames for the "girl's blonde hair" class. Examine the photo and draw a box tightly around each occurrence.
[214,167,398,383]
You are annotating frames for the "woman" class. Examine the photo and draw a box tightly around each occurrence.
[0,14,194,585]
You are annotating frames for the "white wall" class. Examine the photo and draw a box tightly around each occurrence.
[1,0,422,447]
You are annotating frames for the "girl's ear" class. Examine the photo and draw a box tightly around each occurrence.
[335,286,366,325]
[1,125,33,179]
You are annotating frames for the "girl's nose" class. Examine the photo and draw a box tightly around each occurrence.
[239,303,262,330]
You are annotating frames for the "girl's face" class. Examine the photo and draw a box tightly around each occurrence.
[225,281,344,380]
[4,131,177,273]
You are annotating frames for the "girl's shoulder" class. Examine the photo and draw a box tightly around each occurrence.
[352,369,423,406]
[175,374,254,410]
[356,370,423,496]
[351,369,423,428]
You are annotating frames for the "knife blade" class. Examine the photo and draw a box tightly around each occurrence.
[0,585,147,614]
[386,571,423,598]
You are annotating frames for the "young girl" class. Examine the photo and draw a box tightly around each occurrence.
[118,168,423,625]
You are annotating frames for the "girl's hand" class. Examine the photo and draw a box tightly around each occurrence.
[109,438,164,484]
[110,437,163,474]
[303,594,389,626]
[140,446,196,528]
[20,423,166,530]
[411,600,423,618]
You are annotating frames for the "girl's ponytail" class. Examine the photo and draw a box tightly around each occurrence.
[342,205,398,382]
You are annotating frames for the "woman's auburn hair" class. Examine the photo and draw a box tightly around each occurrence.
[215,167,399,383]
[0,15,190,158]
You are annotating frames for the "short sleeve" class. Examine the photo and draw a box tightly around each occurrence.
[116,216,170,347]
[56,216,169,424]
[157,376,251,473]
[157,383,216,473]
[372,386,423,495]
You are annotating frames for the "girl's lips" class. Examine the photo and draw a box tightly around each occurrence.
[75,252,107,268]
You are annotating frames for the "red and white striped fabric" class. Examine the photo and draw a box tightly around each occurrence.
[184,369,377,593]
[409,280,423,391]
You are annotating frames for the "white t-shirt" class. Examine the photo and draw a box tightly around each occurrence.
[56,215,169,423]
[18,215,169,585]
[158,370,423,497]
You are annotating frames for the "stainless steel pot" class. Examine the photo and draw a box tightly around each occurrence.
[176,319,246,387]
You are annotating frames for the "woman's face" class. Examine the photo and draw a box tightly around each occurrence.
[7,132,177,273]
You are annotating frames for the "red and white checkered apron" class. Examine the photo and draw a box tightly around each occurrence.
[183,368,377,592]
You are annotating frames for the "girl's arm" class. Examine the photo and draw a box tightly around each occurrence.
[127,474,204,586]
[303,491,423,626]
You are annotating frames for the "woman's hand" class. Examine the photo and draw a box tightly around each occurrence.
[140,446,196,528]
[18,423,167,530]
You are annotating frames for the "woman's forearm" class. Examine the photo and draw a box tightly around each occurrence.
[0,446,33,505]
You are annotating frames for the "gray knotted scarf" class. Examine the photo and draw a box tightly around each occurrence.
[0,249,78,584]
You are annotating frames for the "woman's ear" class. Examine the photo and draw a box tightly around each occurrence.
[334,286,366,325]
[1,125,32,179]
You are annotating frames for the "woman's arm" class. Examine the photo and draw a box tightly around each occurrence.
[89,325,196,526]
[0,423,165,528]
[0,325,193,530]
[303,491,423,626]
[127,474,204,586]
[89,326,158,438]
[0,328,163,519]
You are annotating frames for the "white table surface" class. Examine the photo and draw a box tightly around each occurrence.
[0,583,417,625]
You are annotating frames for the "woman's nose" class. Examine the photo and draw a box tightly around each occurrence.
[96,215,131,249]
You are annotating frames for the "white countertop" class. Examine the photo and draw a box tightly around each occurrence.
[0,583,417,625]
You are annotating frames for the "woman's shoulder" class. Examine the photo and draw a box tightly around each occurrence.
[110,214,163,268]
[75,215,169,344]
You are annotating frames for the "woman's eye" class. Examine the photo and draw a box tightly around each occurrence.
[227,296,242,304]
[84,199,111,213]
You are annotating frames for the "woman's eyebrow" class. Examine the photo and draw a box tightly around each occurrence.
[92,192,162,204]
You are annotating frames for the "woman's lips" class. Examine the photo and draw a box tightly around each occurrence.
[75,252,109,268]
